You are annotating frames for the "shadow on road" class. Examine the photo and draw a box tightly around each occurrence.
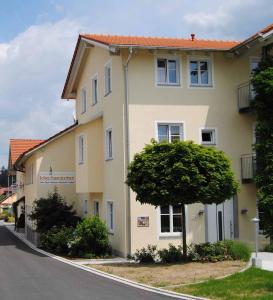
[0,226,46,257]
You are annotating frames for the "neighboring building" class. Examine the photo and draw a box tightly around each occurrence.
[14,123,78,243]
[60,23,273,257]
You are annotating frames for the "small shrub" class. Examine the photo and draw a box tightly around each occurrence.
[264,244,273,252]
[133,245,157,263]
[70,216,110,257]
[158,244,184,263]
[40,226,74,255]
[229,240,251,262]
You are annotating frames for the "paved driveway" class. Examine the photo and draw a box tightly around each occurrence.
[0,225,185,300]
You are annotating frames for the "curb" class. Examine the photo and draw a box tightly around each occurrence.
[5,225,208,300]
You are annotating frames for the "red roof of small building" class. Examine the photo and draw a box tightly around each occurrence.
[9,139,44,166]
[81,34,239,50]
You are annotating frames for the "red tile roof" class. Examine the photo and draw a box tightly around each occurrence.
[81,34,240,50]
[9,139,44,165]
[259,23,273,35]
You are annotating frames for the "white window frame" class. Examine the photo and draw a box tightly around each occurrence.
[200,128,217,145]
[158,205,182,237]
[93,200,99,216]
[91,74,98,106]
[155,121,185,142]
[188,56,213,88]
[105,127,113,160]
[83,199,88,215]
[155,56,181,86]
[78,135,84,164]
[107,201,114,233]
[104,60,112,96]
[80,88,87,114]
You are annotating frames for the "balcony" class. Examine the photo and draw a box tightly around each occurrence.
[241,154,256,183]
[237,81,254,113]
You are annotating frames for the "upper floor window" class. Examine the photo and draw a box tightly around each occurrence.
[201,128,216,145]
[189,59,212,87]
[160,205,182,234]
[79,135,84,164]
[105,128,113,160]
[157,123,184,142]
[157,58,179,85]
[92,76,98,106]
[104,62,111,96]
[81,88,87,113]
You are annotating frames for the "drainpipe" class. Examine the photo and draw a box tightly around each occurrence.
[124,47,133,256]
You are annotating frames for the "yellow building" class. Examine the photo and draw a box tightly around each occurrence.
[60,23,273,257]
[14,124,78,243]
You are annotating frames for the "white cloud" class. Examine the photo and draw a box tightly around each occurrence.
[0,19,81,166]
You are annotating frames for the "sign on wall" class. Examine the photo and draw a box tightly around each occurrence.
[39,172,75,184]
[137,216,149,227]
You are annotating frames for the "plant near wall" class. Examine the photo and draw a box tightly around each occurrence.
[126,140,239,258]
[29,189,81,233]
[252,44,273,240]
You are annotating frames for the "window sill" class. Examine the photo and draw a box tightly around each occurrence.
[91,102,97,107]
[104,91,112,97]
[105,157,113,161]
[78,161,84,165]
[189,84,213,88]
[157,83,180,87]
[201,143,216,146]
[108,231,114,235]
[81,111,86,115]
[159,233,182,240]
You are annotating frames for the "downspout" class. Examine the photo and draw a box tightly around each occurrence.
[124,47,133,256]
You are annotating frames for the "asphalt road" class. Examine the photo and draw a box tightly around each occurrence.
[0,225,184,300]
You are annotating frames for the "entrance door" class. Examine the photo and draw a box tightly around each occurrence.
[206,198,234,243]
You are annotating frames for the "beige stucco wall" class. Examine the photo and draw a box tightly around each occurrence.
[24,129,77,225]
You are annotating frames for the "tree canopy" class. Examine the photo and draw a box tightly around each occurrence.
[127,140,239,207]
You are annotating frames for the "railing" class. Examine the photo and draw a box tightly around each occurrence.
[241,154,256,183]
[237,81,255,113]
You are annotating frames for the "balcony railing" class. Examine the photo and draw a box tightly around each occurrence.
[241,154,256,183]
[237,81,255,113]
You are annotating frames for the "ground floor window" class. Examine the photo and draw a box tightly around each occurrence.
[94,201,99,216]
[107,201,114,232]
[160,205,182,234]
[83,200,88,214]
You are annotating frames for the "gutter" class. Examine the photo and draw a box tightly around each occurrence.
[124,47,134,256]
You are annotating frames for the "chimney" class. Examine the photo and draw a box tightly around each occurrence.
[191,33,195,41]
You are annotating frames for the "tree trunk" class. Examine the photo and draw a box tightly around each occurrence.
[182,204,187,259]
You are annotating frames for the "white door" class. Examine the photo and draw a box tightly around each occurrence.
[206,199,234,242]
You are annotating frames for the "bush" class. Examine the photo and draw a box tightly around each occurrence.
[16,213,25,228]
[29,190,81,233]
[133,245,157,263]
[69,216,110,257]
[189,240,251,262]
[264,244,273,252]
[40,226,74,255]
[158,244,184,263]
[229,240,251,262]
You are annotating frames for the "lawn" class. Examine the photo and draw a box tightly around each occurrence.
[171,267,273,300]
[89,260,246,288]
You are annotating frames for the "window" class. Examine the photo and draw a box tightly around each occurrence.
[201,129,216,145]
[107,201,114,232]
[105,128,113,160]
[83,200,88,214]
[94,201,99,216]
[81,88,87,113]
[25,163,33,185]
[104,62,111,95]
[92,76,98,105]
[157,58,179,85]
[160,205,182,234]
[157,123,183,142]
[189,59,212,86]
[79,135,84,164]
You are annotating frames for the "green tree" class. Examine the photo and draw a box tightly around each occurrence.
[29,190,81,233]
[252,44,273,239]
[127,140,239,257]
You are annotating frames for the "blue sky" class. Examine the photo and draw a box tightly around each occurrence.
[0,0,272,167]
